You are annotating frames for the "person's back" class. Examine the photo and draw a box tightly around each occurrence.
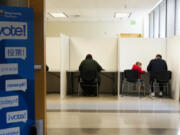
[147,58,167,73]
[79,59,100,81]
[79,54,103,96]
[147,54,168,97]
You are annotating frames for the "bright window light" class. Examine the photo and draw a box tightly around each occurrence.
[49,12,67,18]
[114,12,130,18]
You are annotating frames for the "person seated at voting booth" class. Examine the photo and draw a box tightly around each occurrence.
[132,62,145,79]
[147,54,169,97]
[131,61,145,91]
[79,54,103,96]
[122,62,146,97]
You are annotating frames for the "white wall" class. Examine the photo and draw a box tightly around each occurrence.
[143,15,149,38]
[70,37,118,71]
[167,36,180,100]
[60,34,70,99]
[46,21,143,38]
[46,37,61,71]
[46,37,166,72]
[119,38,166,71]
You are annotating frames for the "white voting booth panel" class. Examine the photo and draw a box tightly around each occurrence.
[70,37,118,71]
[46,37,61,71]
[167,36,180,101]
[60,34,70,99]
[118,38,166,97]
[46,35,180,100]
[118,38,166,71]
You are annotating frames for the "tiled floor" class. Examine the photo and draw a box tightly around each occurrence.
[47,94,180,135]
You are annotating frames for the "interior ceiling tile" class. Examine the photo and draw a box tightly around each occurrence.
[46,0,160,22]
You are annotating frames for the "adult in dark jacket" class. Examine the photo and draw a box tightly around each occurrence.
[147,54,168,97]
[79,54,103,96]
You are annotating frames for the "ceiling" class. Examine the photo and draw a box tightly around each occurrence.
[46,0,160,22]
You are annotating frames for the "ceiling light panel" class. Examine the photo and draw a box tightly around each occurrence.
[114,12,130,18]
[49,12,68,18]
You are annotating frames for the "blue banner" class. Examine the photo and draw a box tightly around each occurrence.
[0,6,35,135]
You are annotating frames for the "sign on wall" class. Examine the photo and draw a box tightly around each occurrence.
[0,6,35,135]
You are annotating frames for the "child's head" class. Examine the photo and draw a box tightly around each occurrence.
[136,62,142,67]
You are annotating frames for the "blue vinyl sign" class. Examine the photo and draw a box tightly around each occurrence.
[0,7,35,135]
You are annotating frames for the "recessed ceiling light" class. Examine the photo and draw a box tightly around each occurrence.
[114,12,131,18]
[49,12,68,18]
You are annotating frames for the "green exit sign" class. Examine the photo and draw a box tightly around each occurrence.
[130,20,136,25]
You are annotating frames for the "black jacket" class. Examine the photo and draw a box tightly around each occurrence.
[147,58,168,80]
[79,58,102,81]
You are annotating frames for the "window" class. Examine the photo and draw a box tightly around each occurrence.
[149,12,154,38]
[176,0,180,35]
[148,0,178,38]
[167,0,175,37]
[154,7,160,38]
[159,0,166,38]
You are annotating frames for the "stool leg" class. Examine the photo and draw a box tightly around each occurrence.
[142,82,145,96]
[97,83,99,96]
[167,83,168,97]
[138,82,141,98]
[153,81,155,96]
[144,84,145,96]
[127,82,130,95]
[78,82,82,96]
[122,81,124,96]
[78,83,80,96]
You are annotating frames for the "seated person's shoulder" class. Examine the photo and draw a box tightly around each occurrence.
[92,59,98,64]
[148,59,155,65]
[163,60,167,65]
[79,60,86,68]
[159,59,166,63]
[151,59,156,62]
[81,59,86,63]
[162,59,167,62]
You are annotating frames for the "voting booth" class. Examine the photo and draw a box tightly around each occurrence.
[0,7,35,135]
[46,33,180,101]
[46,36,172,98]
[166,36,180,101]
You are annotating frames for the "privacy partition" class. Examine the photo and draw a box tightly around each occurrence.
[68,37,119,95]
[46,37,61,94]
[46,37,61,71]
[46,35,180,100]
[70,37,118,71]
[167,36,180,100]
[118,38,167,71]
[118,38,167,96]
[60,34,70,99]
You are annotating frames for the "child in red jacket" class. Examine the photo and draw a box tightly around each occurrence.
[132,62,145,79]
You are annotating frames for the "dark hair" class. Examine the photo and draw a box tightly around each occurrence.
[136,61,142,66]
[46,65,49,72]
[86,54,93,59]
[156,54,162,59]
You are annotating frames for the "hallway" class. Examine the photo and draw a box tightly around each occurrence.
[47,95,180,135]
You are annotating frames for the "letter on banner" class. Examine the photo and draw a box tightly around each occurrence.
[0,63,18,76]
[0,127,20,135]
[0,96,19,109]
[5,47,27,60]
[6,110,28,123]
[6,79,27,92]
[0,21,27,40]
